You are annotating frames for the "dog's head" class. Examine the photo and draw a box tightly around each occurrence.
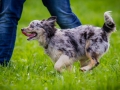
[21,16,57,40]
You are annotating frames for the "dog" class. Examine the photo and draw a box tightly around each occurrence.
[21,11,116,72]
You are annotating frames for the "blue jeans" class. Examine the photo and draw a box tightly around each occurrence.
[0,0,81,65]
[42,0,81,29]
[0,0,26,65]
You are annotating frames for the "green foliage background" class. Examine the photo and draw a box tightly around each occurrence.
[0,0,120,90]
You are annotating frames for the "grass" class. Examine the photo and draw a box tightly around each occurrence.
[0,0,120,90]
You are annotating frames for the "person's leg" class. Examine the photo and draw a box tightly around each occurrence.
[0,0,25,65]
[42,0,81,29]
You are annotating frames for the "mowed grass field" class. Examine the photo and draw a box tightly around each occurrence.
[0,0,120,90]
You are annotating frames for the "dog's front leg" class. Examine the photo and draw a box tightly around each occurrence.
[80,53,99,71]
[54,54,73,73]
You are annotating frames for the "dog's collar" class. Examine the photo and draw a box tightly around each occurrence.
[44,38,50,49]
[44,44,48,49]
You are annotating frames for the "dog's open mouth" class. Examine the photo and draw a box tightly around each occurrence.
[22,31,37,40]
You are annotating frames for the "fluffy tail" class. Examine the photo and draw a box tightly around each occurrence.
[102,11,116,33]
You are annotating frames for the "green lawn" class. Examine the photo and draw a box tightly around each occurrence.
[0,0,120,90]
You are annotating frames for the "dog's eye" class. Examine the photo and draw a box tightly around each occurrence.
[30,25,34,28]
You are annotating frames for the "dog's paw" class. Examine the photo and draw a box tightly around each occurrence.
[80,66,91,72]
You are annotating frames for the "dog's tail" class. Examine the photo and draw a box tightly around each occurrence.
[102,11,116,33]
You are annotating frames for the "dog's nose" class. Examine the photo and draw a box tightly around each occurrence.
[21,28,24,31]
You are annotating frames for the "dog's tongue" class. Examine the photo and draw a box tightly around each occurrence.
[27,35,34,40]
[22,31,36,40]
[28,33,36,37]
[22,31,28,36]
[27,33,36,40]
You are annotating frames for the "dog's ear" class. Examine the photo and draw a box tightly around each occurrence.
[47,16,57,21]
[47,16,57,27]
[42,16,57,38]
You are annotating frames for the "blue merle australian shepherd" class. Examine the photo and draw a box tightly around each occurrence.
[22,11,116,72]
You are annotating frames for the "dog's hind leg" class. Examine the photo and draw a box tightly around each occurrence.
[80,40,99,71]
[54,54,73,73]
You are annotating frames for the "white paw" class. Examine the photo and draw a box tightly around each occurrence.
[80,66,91,72]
